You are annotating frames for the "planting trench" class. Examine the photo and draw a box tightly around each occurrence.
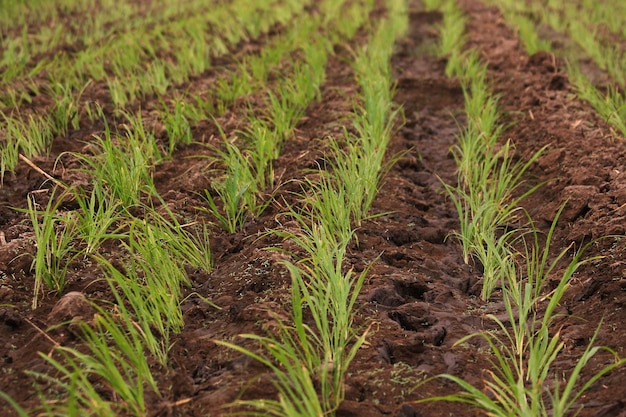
[1,1,626,416]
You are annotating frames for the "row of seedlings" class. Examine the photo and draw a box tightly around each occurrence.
[416,1,626,415]
[217,0,408,415]
[0,0,313,179]
[0,1,315,414]
[200,0,377,233]
[140,0,374,162]
[485,0,626,137]
[0,0,209,84]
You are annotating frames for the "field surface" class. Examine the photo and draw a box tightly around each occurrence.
[2,0,626,416]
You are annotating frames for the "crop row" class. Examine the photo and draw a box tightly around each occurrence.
[3,0,625,415]
[486,0,626,137]
[416,0,626,415]
[0,0,312,181]
[0,0,390,414]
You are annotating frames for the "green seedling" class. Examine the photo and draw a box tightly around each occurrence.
[140,61,170,97]
[266,83,306,145]
[33,305,160,417]
[98,255,178,366]
[47,80,90,137]
[446,135,546,298]
[438,0,467,55]
[145,205,213,273]
[71,181,127,255]
[441,49,545,299]
[1,110,54,162]
[240,117,278,190]
[216,4,406,408]
[215,70,254,114]
[107,76,133,110]
[200,140,267,233]
[72,114,158,207]
[510,13,552,54]
[0,138,20,184]
[325,134,394,227]
[416,208,626,416]
[339,17,404,226]
[25,191,79,309]
[159,96,195,154]
[92,230,187,366]
[569,67,626,137]
[220,215,371,416]
[118,109,163,163]
[300,173,355,248]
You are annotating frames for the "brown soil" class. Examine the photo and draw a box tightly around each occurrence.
[1,1,626,416]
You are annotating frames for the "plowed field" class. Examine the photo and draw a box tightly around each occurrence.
[1,1,626,416]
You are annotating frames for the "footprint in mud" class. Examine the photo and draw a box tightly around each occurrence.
[387,303,435,332]
[377,338,424,365]
[368,275,450,365]
[376,325,446,366]
[367,275,431,307]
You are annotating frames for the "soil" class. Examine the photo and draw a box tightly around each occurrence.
[2,1,626,416]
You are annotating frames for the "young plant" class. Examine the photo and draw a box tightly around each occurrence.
[265,81,307,145]
[218,215,371,416]
[33,305,160,417]
[300,173,355,247]
[200,140,266,233]
[158,96,196,155]
[0,138,20,183]
[215,4,403,415]
[145,205,213,273]
[444,52,545,299]
[1,110,54,160]
[118,109,163,164]
[239,117,278,190]
[215,70,254,114]
[102,220,189,364]
[569,67,626,137]
[416,209,626,416]
[71,182,127,255]
[26,191,79,309]
[446,134,545,299]
[72,115,158,207]
[436,0,468,77]
[47,80,90,136]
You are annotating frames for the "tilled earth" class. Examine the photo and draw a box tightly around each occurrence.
[2,1,626,416]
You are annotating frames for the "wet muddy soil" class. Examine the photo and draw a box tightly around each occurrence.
[1,1,626,416]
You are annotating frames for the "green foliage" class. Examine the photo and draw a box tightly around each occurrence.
[433,0,467,77]
[489,0,626,137]
[1,110,54,164]
[71,182,127,255]
[345,5,406,225]
[417,210,626,416]
[441,51,545,299]
[570,68,626,137]
[26,191,79,309]
[0,135,20,184]
[159,96,195,155]
[33,306,160,417]
[72,114,159,207]
[240,117,278,190]
[146,204,213,273]
[200,140,264,233]
[219,210,371,416]
[216,4,404,415]
[47,81,90,136]
[90,211,212,366]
